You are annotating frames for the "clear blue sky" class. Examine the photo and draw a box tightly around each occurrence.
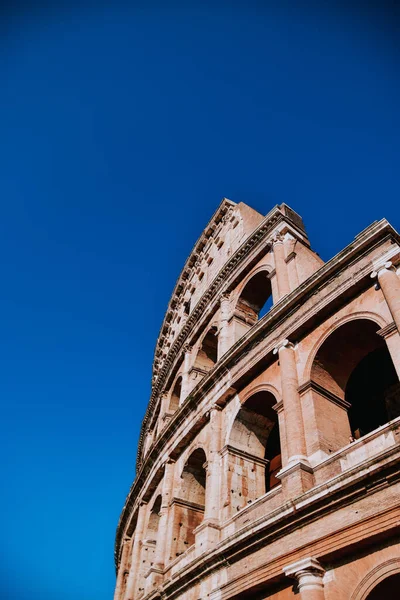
[0,2,398,599]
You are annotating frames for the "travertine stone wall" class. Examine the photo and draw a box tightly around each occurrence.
[115,200,400,600]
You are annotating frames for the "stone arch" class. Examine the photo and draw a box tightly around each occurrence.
[193,325,218,372]
[233,266,273,324]
[169,447,207,559]
[146,495,162,542]
[226,390,282,513]
[303,311,388,384]
[308,316,399,448]
[169,375,182,412]
[180,447,207,505]
[351,558,400,600]
[241,382,281,406]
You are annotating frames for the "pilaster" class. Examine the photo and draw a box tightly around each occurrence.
[180,345,193,402]
[371,261,400,334]
[272,233,291,299]
[273,339,313,496]
[123,501,148,600]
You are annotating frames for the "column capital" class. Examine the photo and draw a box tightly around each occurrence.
[220,292,231,303]
[273,338,296,354]
[271,231,285,245]
[206,403,223,419]
[284,557,325,595]
[183,344,193,354]
[371,261,395,279]
[284,557,325,578]
[161,457,175,470]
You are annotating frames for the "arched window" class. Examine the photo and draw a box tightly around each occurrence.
[181,448,207,506]
[169,376,182,412]
[236,271,273,324]
[311,319,399,444]
[146,495,161,543]
[228,391,281,513]
[169,448,207,559]
[194,327,218,372]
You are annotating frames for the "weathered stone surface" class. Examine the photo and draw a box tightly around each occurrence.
[115,199,400,600]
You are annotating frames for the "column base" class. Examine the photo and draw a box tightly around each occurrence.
[277,458,314,498]
[194,519,221,555]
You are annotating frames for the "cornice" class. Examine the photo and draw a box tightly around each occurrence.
[152,198,236,376]
[115,218,399,565]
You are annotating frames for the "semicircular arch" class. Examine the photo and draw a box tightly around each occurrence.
[303,311,388,385]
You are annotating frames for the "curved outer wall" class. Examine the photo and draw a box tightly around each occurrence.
[115,199,400,600]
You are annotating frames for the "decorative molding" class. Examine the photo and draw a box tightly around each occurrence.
[273,338,295,354]
[377,321,397,339]
[169,497,205,513]
[277,458,313,479]
[371,260,396,279]
[350,558,400,600]
[298,380,350,411]
[285,251,296,264]
[283,556,325,579]
[220,444,269,467]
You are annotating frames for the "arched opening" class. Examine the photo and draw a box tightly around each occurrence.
[147,495,162,542]
[181,448,207,505]
[237,271,273,324]
[228,391,281,513]
[347,346,398,438]
[366,573,400,599]
[311,319,399,446]
[169,376,182,412]
[137,495,162,594]
[170,448,207,559]
[194,327,218,372]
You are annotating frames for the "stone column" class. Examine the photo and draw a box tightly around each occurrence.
[113,537,131,600]
[195,406,222,553]
[124,501,147,600]
[377,321,400,380]
[144,461,175,593]
[273,340,313,496]
[153,460,175,571]
[371,262,400,333]
[204,405,222,522]
[284,558,326,600]
[218,294,231,357]
[272,234,291,299]
[180,345,193,403]
[157,392,170,437]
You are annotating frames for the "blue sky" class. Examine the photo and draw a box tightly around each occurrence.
[0,2,399,599]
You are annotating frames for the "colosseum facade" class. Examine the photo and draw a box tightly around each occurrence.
[114,199,400,600]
